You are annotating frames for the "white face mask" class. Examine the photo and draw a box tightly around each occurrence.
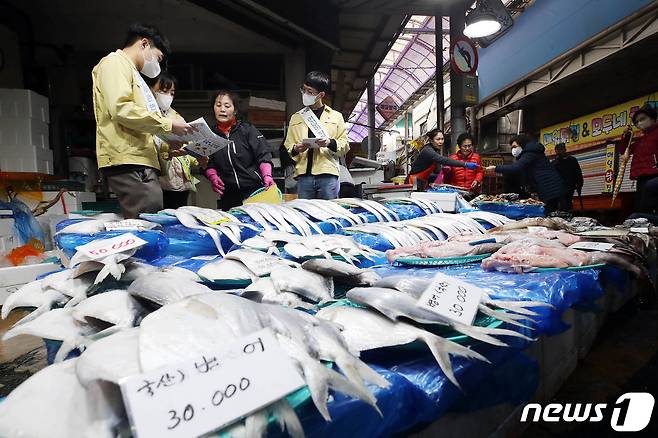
[636,119,652,130]
[155,92,173,112]
[511,146,522,157]
[302,91,318,107]
[140,45,161,79]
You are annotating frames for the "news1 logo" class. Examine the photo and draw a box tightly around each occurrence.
[521,393,655,432]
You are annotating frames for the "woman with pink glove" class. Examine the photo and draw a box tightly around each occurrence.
[204,90,274,211]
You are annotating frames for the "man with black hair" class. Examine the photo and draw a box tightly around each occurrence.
[552,142,583,211]
[446,132,484,192]
[92,23,193,218]
[284,71,349,199]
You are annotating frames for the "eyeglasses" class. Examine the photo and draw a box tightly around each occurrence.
[300,87,320,96]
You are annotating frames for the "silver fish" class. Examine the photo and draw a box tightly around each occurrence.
[197,258,258,282]
[225,248,298,277]
[0,359,124,438]
[346,287,534,346]
[301,259,381,286]
[55,219,106,235]
[271,265,334,303]
[1,280,68,320]
[128,273,211,306]
[241,277,315,309]
[316,306,489,388]
[72,289,144,328]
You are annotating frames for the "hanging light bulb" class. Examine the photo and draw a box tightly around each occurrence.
[464,1,502,38]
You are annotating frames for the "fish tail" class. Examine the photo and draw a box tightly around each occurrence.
[302,362,332,421]
[478,305,536,330]
[451,323,510,347]
[419,332,490,389]
[470,324,536,342]
[269,399,305,438]
[244,409,269,438]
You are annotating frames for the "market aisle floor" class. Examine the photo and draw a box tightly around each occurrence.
[0,311,47,398]
[522,301,658,437]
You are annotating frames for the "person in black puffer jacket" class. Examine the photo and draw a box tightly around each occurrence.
[204,90,274,211]
[485,134,565,215]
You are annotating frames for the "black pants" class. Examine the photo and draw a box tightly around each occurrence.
[559,189,575,212]
[635,175,658,214]
[543,198,560,216]
[163,190,190,209]
[218,186,259,211]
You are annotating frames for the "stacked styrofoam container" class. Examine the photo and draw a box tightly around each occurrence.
[0,209,17,253]
[0,88,53,174]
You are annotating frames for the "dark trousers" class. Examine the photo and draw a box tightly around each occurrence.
[635,175,658,214]
[559,189,575,212]
[105,167,163,219]
[218,186,259,211]
[163,190,190,209]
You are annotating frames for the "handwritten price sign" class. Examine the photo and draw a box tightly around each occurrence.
[75,233,147,260]
[417,272,483,325]
[120,329,304,438]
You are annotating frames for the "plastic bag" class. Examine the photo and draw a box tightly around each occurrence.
[0,198,45,245]
[472,202,545,219]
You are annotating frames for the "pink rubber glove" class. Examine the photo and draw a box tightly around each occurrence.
[205,168,225,195]
[259,162,275,187]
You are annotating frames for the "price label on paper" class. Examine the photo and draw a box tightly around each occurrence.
[105,220,150,231]
[417,272,483,325]
[120,329,304,438]
[76,233,147,260]
[193,210,232,226]
[569,241,614,251]
[630,227,649,234]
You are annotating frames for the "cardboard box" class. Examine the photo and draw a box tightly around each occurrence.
[0,88,50,123]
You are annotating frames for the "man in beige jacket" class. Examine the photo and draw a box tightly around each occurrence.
[92,23,192,218]
[284,71,349,199]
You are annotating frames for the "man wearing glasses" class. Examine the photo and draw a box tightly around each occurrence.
[284,71,349,199]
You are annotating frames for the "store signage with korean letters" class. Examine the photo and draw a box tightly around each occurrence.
[540,92,658,154]
[603,144,616,193]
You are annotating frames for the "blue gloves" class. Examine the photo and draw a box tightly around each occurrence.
[465,162,479,170]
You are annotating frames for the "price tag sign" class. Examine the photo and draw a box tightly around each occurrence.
[105,220,151,231]
[76,233,147,260]
[193,210,232,226]
[569,241,614,252]
[417,272,483,325]
[120,329,304,438]
[630,227,649,234]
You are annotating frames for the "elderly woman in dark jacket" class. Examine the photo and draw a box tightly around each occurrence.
[485,134,565,215]
[204,90,274,211]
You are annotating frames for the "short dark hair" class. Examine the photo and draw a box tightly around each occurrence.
[144,71,177,90]
[510,134,531,148]
[555,142,566,151]
[123,23,171,58]
[426,128,444,142]
[304,71,330,94]
[212,89,242,117]
[457,132,474,146]
[156,71,177,93]
[632,104,657,125]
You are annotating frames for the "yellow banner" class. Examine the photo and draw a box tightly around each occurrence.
[603,144,616,193]
[540,92,658,155]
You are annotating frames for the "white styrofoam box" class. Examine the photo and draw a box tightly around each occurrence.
[0,262,60,287]
[0,118,49,149]
[0,88,50,123]
[411,191,458,212]
[0,145,54,174]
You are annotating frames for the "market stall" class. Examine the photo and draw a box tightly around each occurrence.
[0,198,654,438]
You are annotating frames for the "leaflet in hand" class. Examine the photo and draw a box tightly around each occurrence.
[302,138,326,149]
[158,118,230,157]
